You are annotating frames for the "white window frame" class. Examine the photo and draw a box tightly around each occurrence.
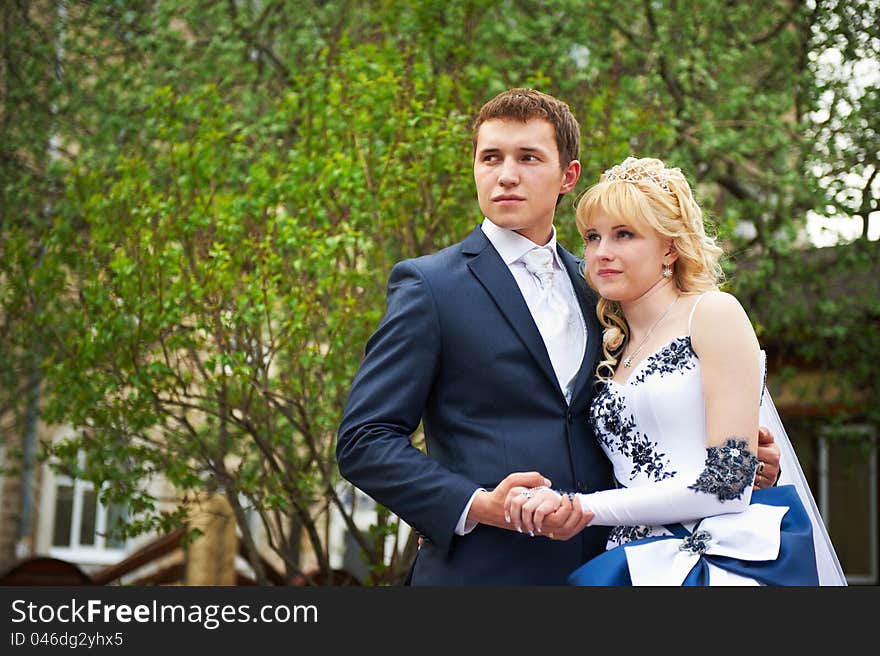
[47,457,128,566]
[818,425,877,585]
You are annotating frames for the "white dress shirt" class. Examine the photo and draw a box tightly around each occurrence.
[454,218,588,535]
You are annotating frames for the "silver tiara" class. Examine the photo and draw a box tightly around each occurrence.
[602,157,677,193]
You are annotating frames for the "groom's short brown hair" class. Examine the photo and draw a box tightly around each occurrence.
[472,88,580,169]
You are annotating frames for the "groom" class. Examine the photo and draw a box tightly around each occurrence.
[337,88,778,585]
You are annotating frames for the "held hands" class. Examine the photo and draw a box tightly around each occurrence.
[504,485,594,540]
[505,486,563,536]
[468,472,552,530]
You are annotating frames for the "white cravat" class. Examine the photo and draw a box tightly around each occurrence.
[520,246,580,400]
[521,247,571,335]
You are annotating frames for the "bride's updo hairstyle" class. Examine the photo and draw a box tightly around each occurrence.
[575,156,724,380]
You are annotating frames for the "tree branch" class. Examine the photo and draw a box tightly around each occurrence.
[752,1,803,45]
[642,0,686,116]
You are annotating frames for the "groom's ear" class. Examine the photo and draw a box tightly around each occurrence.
[560,159,581,193]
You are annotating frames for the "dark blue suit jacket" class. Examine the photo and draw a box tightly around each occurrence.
[337,226,613,584]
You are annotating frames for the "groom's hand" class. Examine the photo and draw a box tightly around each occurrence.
[755,426,781,489]
[467,472,551,531]
[541,494,593,542]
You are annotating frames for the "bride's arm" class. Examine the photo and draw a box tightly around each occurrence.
[581,292,762,526]
[508,292,763,535]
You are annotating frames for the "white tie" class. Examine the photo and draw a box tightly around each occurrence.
[521,248,576,396]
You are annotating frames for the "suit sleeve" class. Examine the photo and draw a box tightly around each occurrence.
[336,260,478,554]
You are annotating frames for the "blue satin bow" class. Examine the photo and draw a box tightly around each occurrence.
[568,485,819,586]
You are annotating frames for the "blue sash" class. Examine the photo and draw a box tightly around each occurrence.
[568,485,819,586]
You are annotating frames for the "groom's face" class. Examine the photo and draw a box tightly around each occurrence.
[473,118,580,246]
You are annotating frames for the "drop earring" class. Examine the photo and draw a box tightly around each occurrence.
[662,265,673,278]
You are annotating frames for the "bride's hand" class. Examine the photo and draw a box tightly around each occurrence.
[542,494,594,541]
[504,486,564,536]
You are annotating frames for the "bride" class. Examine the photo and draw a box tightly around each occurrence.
[505,157,846,586]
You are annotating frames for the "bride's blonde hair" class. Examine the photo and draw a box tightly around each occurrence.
[575,157,724,380]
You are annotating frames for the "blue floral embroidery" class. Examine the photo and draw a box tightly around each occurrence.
[632,336,696,385]
[688,438,758,501]
[590,386,676,482]
[760,360,768,406]
[608,525,654,546]
[679,529,712,555]
[590,386,636,451]
[628,435,674,481]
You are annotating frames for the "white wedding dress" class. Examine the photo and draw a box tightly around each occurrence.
[570,312,846,586]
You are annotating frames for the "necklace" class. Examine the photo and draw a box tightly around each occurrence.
[622,294,680,368]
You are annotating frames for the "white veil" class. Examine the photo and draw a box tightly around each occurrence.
[758,357,848,586]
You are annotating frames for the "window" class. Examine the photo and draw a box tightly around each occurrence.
[49,470,128,565]
[328,483,412,584]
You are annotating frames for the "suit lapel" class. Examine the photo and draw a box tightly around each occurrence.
[557,244,601,407]
[462,227,561,395]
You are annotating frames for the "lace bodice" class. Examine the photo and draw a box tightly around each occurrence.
[590,334,717,547]
[591,335,706,489]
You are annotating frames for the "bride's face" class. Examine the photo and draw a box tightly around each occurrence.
[582,210,673,302]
